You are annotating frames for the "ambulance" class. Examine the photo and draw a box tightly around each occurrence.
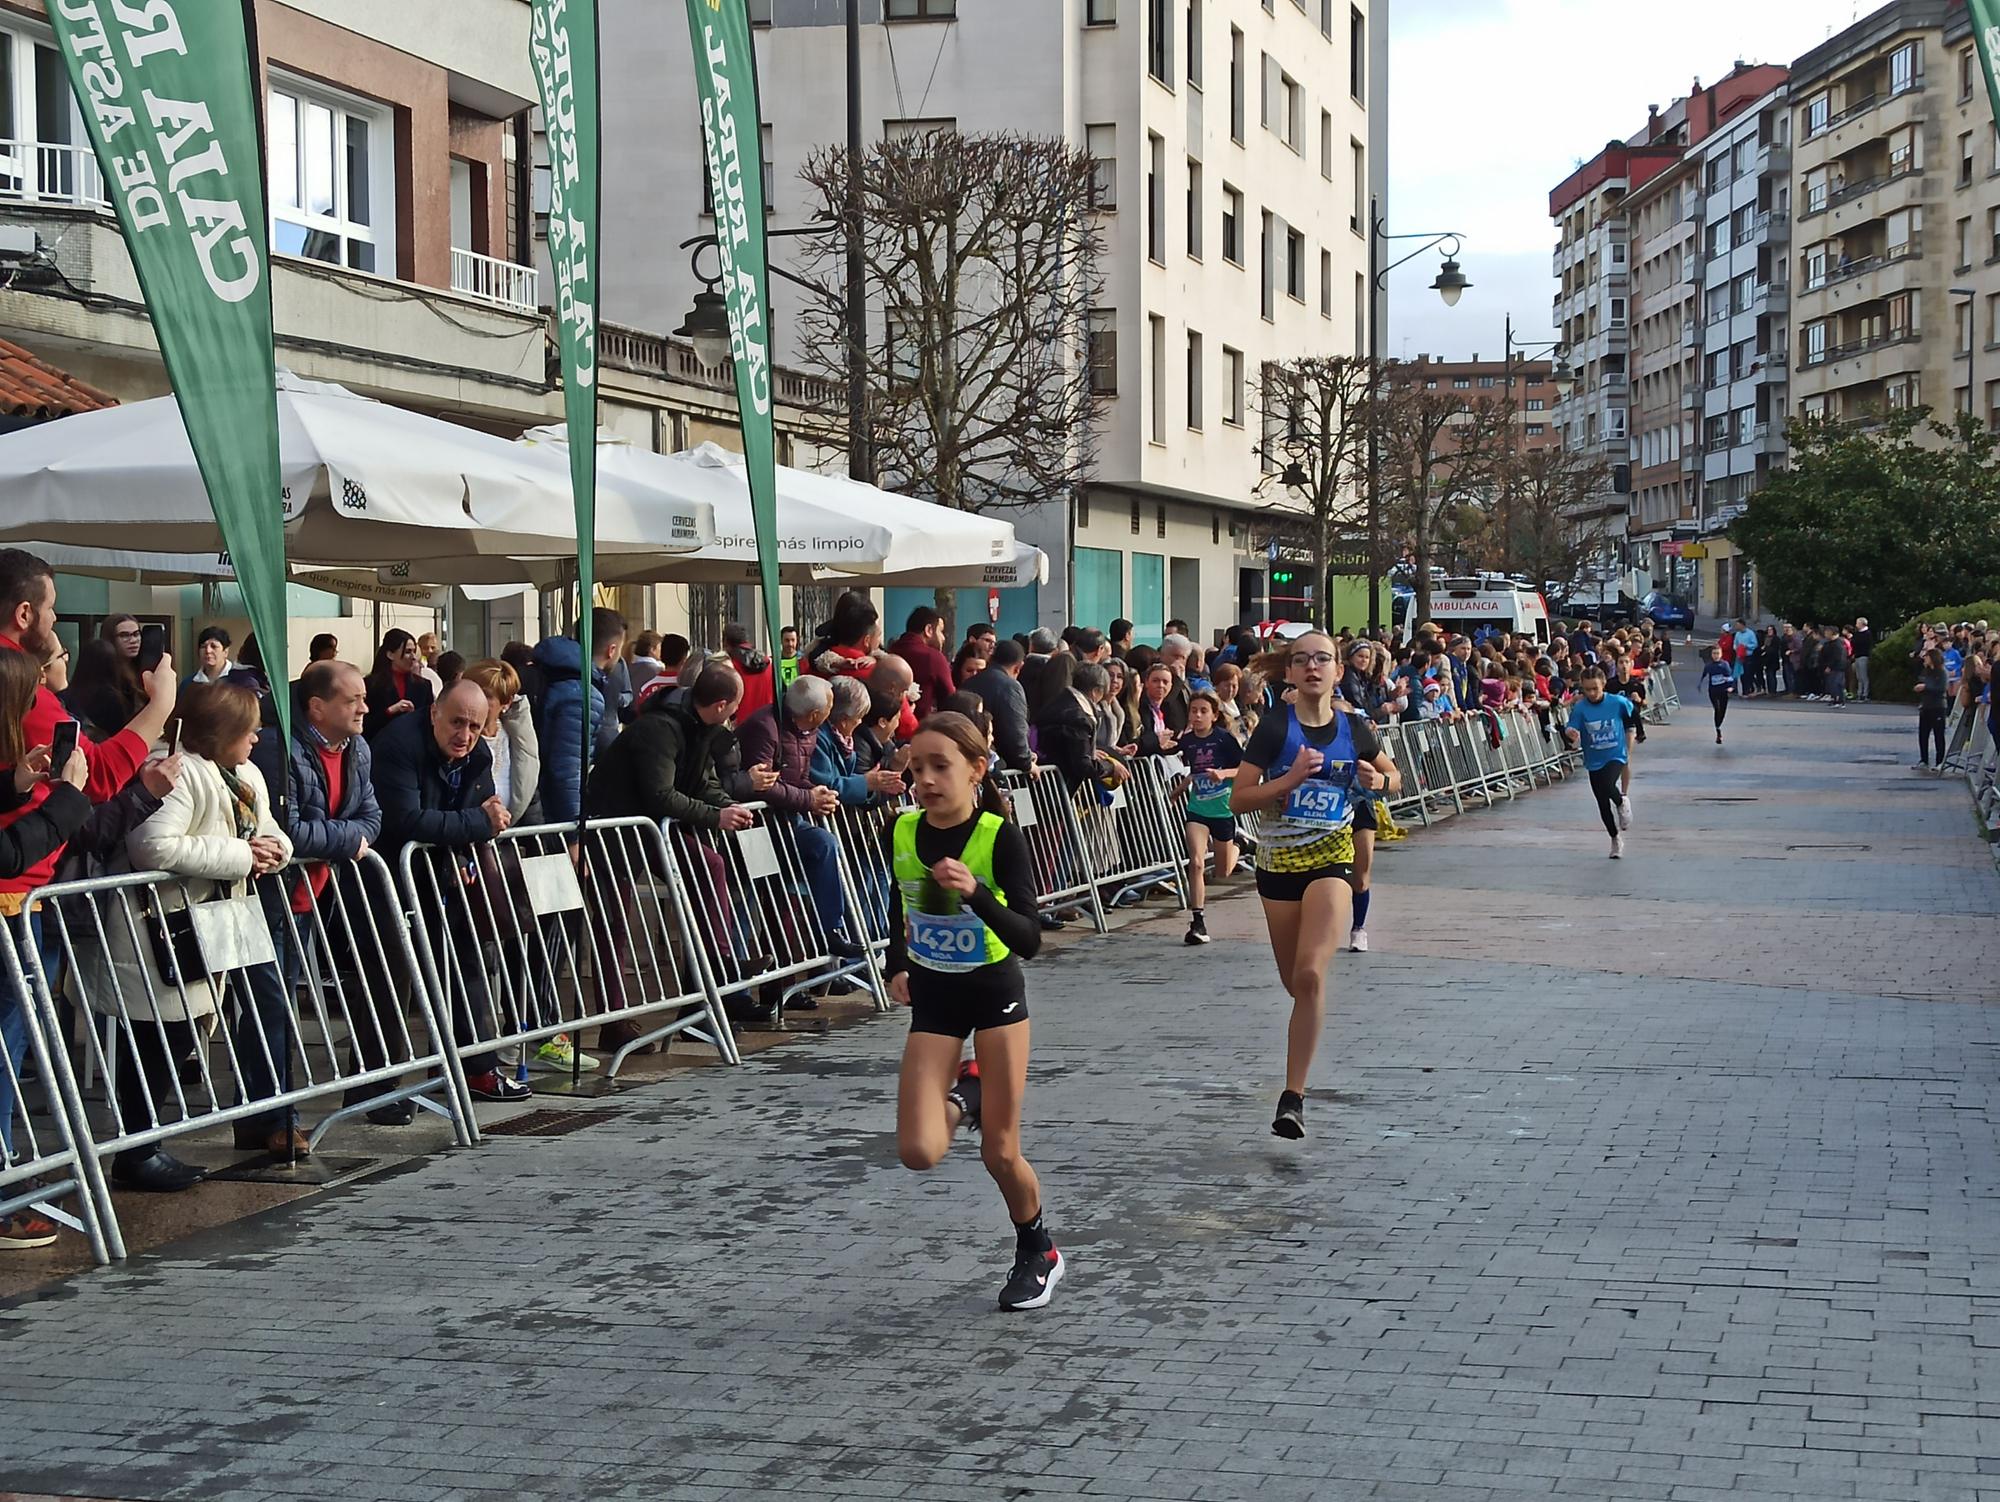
[1419,576,1554,643]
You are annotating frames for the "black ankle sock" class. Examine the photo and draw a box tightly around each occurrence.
[1015,1209,1053,1256]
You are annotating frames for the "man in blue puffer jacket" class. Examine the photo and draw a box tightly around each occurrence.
[532,610,624,825]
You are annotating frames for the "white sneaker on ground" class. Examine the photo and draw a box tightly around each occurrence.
[1617,796,1632,830]
[1610,834,1624,859]
[1349,928,1369,953]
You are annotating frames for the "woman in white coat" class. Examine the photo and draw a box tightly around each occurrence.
[110,681,295,1191]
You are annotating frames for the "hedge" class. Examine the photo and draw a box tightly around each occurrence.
[1868,600,2000,702]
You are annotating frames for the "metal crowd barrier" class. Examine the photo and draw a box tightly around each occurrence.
[663,802,882,1028]
[16,851,469,1260]
[0,931,114,1263]
[1087,755,1190,910]
[999,770,1109,931]
[815,795,901,1009]
[396,819,734,1137]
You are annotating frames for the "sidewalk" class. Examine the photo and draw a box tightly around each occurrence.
[2,686,1998,1502]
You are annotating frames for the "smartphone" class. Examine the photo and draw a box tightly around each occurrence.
[49,718,78,773]
[137,623,167,674]
[167,720,182,757]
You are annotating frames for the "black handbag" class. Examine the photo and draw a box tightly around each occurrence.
[144,899,212,990]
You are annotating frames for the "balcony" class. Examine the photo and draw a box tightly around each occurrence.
[1800,327,1921,371]
[1753,281,1790,317]
[1755,140,1791,176]
[450,247,540,313]
[1750,420,1787,455]
[1681,383,1702,410]
[0,140,108,210]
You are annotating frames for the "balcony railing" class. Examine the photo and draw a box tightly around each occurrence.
[0,140,108,210]
[450,247,540,313]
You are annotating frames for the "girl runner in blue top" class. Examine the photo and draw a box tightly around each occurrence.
[1178,689,1242,947]
[1696,644,1735,745]
[882,712,1060,1311]
[1230,631,1401,1140]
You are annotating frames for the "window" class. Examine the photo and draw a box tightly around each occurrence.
[1222,184,1243,264]
[886,0,956,16]
[1186,0,1202,85]
[884,117,956,140]
[1077,492,1091,528]
[1803,243,1827,289]
[1320,248,1333,318]
[1147,0,1172,85]
[1731,204,1754,249]
[1452,376,1471,389]
[1890,40,1918,96]
[1964,47,1977,100]
[1321,110,1334,179]
[1349,5,1366,102]
[1802,169,1826,216]
[1149,314,1167,442]
[1284,75,1302,152]
[1157,503,1167,539]
[1961,131,1975,188]
[1990,293,2000,345]
[1733,272,1755,313]
[1261,209,1275,319]
[1088,310,1118,395]
[1146,132,1165,262]
[1610,296,1626,327]
[1354,271,1365,352]
[1525,397,1544,411]
[1733,407,1753,444]
[1804,320,1827,364]
[1887,375,1920,410]
[1186,159,1203,257]
[1990,206,2000,262]
[1285,226,1305,301]
[885,311,922,386]
[1086,124,1117,209]
[1888,124,1918,176]
[1187,329,1204,429]
[1351,139,1365,234]
[1261,52,1277,131]
[1526,424,1545,436]
[268,78,394,275]
[1131,499,1142,534]
[1086,0,1116,20]
[1224,346,1245,425]
[1887,290,1915,337]
[1424,378,1439,389]
[1074,546,1124,631]
[1804,92,1829,137]
[1229,28,1245,143]
[1477,374,1496,387]
[1705,156,1729,195]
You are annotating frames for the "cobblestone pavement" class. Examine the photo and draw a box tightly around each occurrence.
[4,683,2000,1502]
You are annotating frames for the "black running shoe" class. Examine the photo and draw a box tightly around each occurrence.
[998,1246,1064,1311]
[1272,1090,1305,1139]
[945,1058,982,1133]
[1184,913,1210,945]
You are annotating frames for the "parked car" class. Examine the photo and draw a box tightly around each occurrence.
[1641,591,1695,630]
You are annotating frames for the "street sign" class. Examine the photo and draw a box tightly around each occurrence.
[1680,542,1709,559]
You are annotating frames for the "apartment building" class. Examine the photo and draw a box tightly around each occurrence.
[1791,0,1952,434]
[0,0,550,662]
[1391,352,1563,453]
[1554,64,1789,614]
[599,0,1386,643]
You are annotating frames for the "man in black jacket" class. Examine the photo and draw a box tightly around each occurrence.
[963,639,1035,775]
[373,680,528,1103]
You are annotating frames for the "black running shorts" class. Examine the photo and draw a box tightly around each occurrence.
[1254,863,1355,902]
[906,960,1029,1039]
[1187,812,1239,844]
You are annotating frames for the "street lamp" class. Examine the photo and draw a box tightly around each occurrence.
[673,288,735,372]
[1366,196,1471,632]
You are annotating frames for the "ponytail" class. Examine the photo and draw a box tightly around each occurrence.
[978,775,1012,822]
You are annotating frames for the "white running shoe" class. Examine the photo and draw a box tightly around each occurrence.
[1610,834,1624,859]
[1617,796,1632,830]
[1349,928,1369,953]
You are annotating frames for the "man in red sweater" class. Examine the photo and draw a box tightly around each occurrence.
[888,605,956,722]
[723,622,776,724]
[0,549,175,1246]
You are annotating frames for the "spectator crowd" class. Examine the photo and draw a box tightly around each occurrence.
[0,540,1669,1253]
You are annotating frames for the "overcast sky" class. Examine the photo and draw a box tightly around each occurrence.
[1385,0,1861,363]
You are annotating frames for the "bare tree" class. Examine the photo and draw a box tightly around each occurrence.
[1499,444,1612,590]
[795,131,1104,626]
[1378,383,1514,624]
[1250,356,1374,628]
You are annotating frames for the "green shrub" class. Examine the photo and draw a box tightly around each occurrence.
[1869,600,2000,702]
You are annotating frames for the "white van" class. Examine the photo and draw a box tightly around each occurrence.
[1420,577,1554,643]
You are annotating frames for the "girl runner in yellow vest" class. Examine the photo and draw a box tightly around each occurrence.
[885,711,1059,1310]
[1231,631,1400,1140]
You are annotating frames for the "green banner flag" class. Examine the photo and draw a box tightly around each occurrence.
[1973,2,2000,151]
[47,0,287,737]
[684,0,782,671]
[532,0,602,808]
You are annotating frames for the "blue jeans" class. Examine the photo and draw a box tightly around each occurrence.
[0,912,48,1160]
[793,823,850,942]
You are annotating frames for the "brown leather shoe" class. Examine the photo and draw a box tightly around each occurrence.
[234,1125,310,1159]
